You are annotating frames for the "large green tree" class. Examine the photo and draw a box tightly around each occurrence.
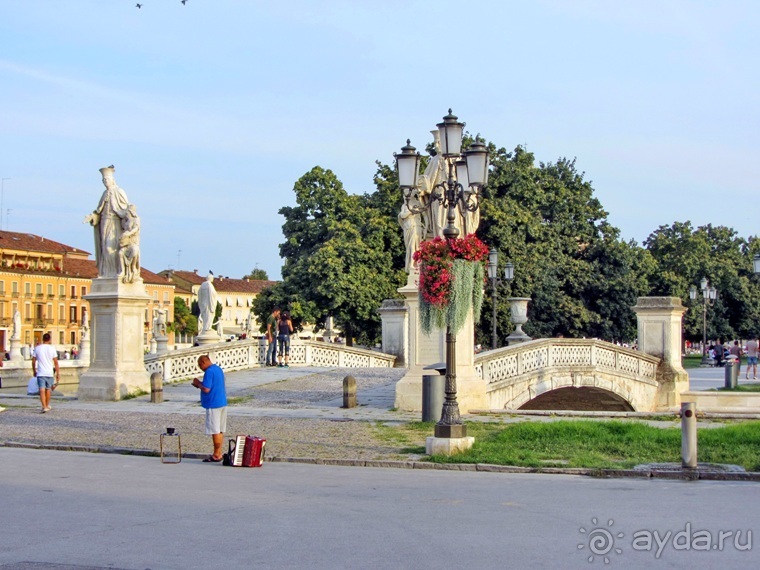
[644,222,760,342]
[253,166,405,345]
[476,145,653,343]
[171,296,198,336]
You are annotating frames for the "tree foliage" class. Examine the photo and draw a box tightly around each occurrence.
[243,268,269,280]
[172,296,198,336]
[253,166,405,345]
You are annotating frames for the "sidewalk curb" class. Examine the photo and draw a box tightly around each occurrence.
[4,440,760,481]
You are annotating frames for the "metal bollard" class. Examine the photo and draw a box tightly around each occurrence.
[342,375,357,408]
[681,402,697,469]
[724,360,737,389]
[150,372,164,403]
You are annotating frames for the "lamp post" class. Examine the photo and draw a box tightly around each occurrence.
[395,109,488,440]
[689,277,717,366]
[487,251,515,350]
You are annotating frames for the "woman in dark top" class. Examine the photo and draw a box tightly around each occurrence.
[277,311,294,368]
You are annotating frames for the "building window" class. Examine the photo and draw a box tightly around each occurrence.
[25,283,31,296]
[35,283,42,296]
[153,291,158,301]
[163,291,169,302]
[47,284,53,297]
[59,285,65,298]
[46,304,53,319]
[59,305,65,321]
[70,331,76,345]
[0,281,5,295]
[70,306,77,323]
[81,286,87,297]
[12,281,18,294]
[59,331,64,344]
[70,285,77,299]
[24,303,31,319]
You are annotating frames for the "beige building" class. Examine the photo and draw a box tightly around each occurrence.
[159,269,275,336]
[0,230,178,351]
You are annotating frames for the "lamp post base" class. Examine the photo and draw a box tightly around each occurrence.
[426,435,474,456]
[434,423,467,438]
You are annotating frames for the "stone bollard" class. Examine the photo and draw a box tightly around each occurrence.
[342,375,357,408]
[150,372,164,403]
[681,402,697,469]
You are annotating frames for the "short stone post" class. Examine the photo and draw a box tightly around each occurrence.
[150,372,163,403]
[342,375,357,408]
[681,402,697,469]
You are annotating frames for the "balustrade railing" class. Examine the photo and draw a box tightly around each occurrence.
[144,338,396,383]
[474,338,659,388]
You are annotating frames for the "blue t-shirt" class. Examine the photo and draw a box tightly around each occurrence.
[200,363,227,409]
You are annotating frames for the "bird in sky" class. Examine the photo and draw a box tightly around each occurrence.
[181,0,187,4]
[136,3,142,8]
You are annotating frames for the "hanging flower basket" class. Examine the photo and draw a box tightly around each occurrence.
[413,234,489,335]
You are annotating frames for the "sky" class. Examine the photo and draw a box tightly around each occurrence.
[1,0,758,281]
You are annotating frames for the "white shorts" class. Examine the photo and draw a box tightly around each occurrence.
[205,407,228,435]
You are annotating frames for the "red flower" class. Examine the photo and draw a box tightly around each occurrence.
[414,234,489,307]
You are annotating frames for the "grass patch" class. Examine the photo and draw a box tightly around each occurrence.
[718,384,760,392]
[426,420,760,471]
[227,395,255,405]
[682,355,707,369]
[122,389,148,400]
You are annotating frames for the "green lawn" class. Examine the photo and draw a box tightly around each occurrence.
[422,420,760,471]
[719,384,760,392]
[682,355,707,369]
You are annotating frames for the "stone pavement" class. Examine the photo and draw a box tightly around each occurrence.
[0,446,758,570]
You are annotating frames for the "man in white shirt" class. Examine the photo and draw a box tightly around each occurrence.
[32,333,60,413]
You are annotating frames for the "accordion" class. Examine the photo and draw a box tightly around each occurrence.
[227,435,266,467]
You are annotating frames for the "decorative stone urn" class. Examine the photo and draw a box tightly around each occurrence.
[506,297,532,345]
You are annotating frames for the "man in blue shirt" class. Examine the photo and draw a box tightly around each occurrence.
[191,355,227,462]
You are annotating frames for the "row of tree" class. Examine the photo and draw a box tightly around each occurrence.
[246,141,760,346]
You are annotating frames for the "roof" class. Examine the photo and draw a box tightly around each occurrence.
[214,277,277,294]
[160,270,205,285]
[1,257,175,286]
[0,230,90,257]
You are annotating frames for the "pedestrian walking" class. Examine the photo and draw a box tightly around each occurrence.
[729,340,743,375]
[32,333,60,413]
[746,337,759,379]
[191,355,227,462]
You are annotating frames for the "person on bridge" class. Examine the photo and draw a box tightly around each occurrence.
[277,310,294,368]
[265,307,280,366]
[191,355,227,462]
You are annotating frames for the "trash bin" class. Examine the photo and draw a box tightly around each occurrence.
[422,374,445,422]
[725,359,738,389]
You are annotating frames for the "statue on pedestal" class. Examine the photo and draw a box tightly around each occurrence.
[84,166,142,281]
[197,272,218,335]
[152,308,168,339]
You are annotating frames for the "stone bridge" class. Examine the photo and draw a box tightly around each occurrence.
[473,338,663,412]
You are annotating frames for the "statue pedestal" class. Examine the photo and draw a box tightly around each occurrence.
[196,331,221,346]
[9,338,22,361]
[426,436,475,456]
[155,336,169,355]
[79,336,90,364]
[78,278,151,401]
[394,281,486,413]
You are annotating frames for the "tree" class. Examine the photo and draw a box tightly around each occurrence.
[644,222,760,342]
[253,166,405,346]
[476,145,651,342]
[244,268,269,280]
[172,297,198,336]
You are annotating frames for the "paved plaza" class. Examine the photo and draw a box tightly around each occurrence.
[1,364,758,569]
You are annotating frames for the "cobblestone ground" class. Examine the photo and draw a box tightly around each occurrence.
[0,368,424,460]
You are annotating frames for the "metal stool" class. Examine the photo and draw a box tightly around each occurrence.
[160,428,181,464]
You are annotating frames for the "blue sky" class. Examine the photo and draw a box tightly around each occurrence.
[1,1,758,280]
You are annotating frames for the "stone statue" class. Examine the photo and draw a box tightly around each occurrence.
[11,310,21,340]
[197,272,218,335]
[417,130,447,239]
[244,312,253,336]
[398,201,421,273]
[84,166,131,279]
[152,308,167,339]
[216,319,224,338]
[81,320,89,341]
[118,204,141,283]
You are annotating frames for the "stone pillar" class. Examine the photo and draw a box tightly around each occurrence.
[155,336,169,355]
[632,296,689,410]
[78,278,151,400]
[378,299,408,367]
[78,336,91,365]
[393,281,486,413]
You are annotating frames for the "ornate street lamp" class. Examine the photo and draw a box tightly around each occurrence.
[487,251,515,350]
[689,278,718,366]
[394,109,489,440]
